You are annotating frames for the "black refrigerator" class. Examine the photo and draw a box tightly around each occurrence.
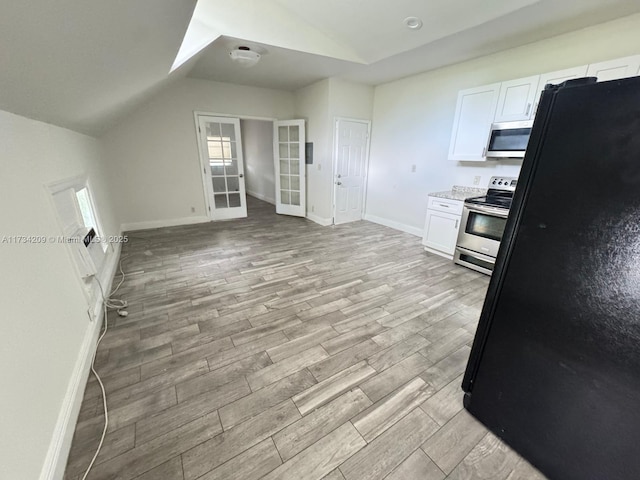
[462,76,640,480]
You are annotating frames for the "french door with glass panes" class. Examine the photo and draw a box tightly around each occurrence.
[274,120,306,217]
[197,116,247,220]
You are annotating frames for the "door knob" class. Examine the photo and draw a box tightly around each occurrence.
[336,181,342,185]
[239,173,244,178]
[337,174,342,178]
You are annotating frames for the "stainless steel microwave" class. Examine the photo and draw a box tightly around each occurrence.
[486,120,533,158]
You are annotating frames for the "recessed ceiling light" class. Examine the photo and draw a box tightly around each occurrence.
[404,16,423,30]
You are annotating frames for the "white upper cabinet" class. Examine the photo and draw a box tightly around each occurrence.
[586,55,640,82]
[537,65,589,90]
[448,83,501,162]
[533,65,588,114]
[494,75,540,122]
[447,54,640,163]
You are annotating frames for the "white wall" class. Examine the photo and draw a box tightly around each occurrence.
[329,78,375,121]
[294,79,331,223]
[101,78,295,230]
[366,13,640,234]
[0,110,119,480]
[294,78,374,224]
[241,119,275,205]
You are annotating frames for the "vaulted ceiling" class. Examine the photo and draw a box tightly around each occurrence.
[2,0,640,136]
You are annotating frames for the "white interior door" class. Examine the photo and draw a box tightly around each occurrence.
[333,119,370,225]
[274,120,306,217]
[197,115,247,220]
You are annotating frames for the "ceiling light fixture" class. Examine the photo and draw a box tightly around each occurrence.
[229,46,261,68]
[404,16,423,30]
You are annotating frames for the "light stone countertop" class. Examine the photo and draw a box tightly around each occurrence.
[428,185,487,202]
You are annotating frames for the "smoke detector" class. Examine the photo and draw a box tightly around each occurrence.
[229,46,261,68]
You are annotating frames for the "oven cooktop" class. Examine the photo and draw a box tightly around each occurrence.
[465,176,518,210]
[465,194,513,209]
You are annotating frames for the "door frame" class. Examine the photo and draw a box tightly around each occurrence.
[331,117,372,224]
[193,111,277,219]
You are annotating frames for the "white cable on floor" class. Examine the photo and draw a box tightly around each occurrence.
[80,259,127,480]
[80,301,109,480]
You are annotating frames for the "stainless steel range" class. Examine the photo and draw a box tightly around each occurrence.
[454,176,517,275]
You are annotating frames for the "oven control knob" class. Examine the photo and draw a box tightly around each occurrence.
[492,180,497,184]
[498,181,503,185]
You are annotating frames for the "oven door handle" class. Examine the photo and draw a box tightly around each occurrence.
[465,204,509,218]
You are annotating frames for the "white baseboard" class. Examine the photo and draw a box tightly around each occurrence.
[363,213,423,237]
[306,212,333,226]
[121,215,210,232]
[247,191,275,205]
[423,245,453,260]
[39,243,122,480]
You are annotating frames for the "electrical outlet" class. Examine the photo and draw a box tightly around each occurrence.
[190,206,195,213]
[317,163,322,171]
[473,176,481,185]
[311,205,315,212]
[411,164,417,173]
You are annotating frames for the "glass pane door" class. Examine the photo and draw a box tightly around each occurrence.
[198,116,247,220]
[274,120,305,217]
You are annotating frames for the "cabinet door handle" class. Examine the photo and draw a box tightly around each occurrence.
[455,219,459,229]
[525,102,532,116]
[439,203,449,208]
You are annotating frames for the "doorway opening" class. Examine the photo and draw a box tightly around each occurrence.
[240,119,276,217]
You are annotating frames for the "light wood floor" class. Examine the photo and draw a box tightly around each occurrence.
[64,196,545,480]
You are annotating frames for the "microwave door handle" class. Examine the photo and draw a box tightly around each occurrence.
[466,205,509,218]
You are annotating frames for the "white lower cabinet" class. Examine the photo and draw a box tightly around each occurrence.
[423,197,463,259]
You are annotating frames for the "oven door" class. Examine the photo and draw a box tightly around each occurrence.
[457,204,509,258]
